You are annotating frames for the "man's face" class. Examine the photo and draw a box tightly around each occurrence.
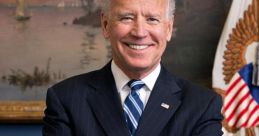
[101,0,173,78]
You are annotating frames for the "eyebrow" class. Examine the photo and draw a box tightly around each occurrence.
[117,12,135,17]
[144,12,162,18]
[145,14,161,19]
[115,10,163,20]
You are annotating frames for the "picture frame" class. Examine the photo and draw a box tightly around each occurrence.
[0,0,109,123]
[0,101,45,123]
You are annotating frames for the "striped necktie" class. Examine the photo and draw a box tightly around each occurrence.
[124,79,145,136]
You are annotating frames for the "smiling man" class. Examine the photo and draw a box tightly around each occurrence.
[43,0,223,136]
[101,0,173,80]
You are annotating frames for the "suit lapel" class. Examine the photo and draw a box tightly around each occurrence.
[87,63,130,136]
[136,66,182,136]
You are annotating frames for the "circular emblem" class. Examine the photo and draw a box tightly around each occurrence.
[223,0,259,84]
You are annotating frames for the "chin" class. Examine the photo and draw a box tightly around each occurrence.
[127,62,153,71]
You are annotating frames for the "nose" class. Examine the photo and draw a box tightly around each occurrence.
[130,19,148,38]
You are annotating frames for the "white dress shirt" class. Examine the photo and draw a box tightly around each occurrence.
[111,61,161,108]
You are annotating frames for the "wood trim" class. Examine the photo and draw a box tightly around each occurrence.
[0,101,45,123]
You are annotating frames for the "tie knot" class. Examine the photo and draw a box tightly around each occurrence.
[127,79,145,92]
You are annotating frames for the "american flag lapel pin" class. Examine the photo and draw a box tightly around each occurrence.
[161,103,170,109]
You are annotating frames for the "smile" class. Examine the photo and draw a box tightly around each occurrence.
[128,44,149,50]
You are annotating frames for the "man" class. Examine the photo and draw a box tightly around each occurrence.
[43,0,223,135]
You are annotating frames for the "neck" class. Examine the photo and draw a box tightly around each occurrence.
[114,61,160,80]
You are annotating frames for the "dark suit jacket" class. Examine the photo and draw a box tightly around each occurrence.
[43,62,223,136]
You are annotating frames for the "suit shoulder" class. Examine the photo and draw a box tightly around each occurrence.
[174,77,222,115]
[49,70,99,94]
[175,77,220,101]
[160,67,219,100]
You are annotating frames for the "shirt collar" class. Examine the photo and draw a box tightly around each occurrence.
[141,64,161,91]
[111,60,161,91]
[111,61,130,92]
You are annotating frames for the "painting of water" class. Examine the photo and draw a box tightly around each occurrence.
[0,5,109,101]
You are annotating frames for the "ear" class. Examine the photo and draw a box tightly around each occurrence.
[166,16,174,42]
[101,12,110,39]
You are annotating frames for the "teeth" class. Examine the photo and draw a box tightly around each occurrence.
[128,44,148,50]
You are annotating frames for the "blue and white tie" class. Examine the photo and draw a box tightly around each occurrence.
[124,79,145,136]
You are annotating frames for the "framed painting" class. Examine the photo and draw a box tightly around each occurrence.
[0,0,231,122]
[0,0,110,122]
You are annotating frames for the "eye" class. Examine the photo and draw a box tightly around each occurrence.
[120,16,134,23]
[147,17,160,25]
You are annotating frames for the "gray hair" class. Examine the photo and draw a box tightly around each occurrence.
[167,0,176,18]
[100,0,175,19]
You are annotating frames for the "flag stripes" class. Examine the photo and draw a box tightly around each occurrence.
[224,67,259,128]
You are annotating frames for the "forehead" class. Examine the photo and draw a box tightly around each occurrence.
[109,0,168,14]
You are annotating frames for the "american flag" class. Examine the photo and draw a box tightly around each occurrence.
[224,63,259,128]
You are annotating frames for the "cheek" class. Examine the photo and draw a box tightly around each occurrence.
[150,28,168,43]
[110,24,130,39]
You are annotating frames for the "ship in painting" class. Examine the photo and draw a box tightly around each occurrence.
[57,1,65,8]
[15,0,30,21]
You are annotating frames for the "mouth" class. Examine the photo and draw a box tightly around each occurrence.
[124,42,152,50]
[128,44,149,50]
